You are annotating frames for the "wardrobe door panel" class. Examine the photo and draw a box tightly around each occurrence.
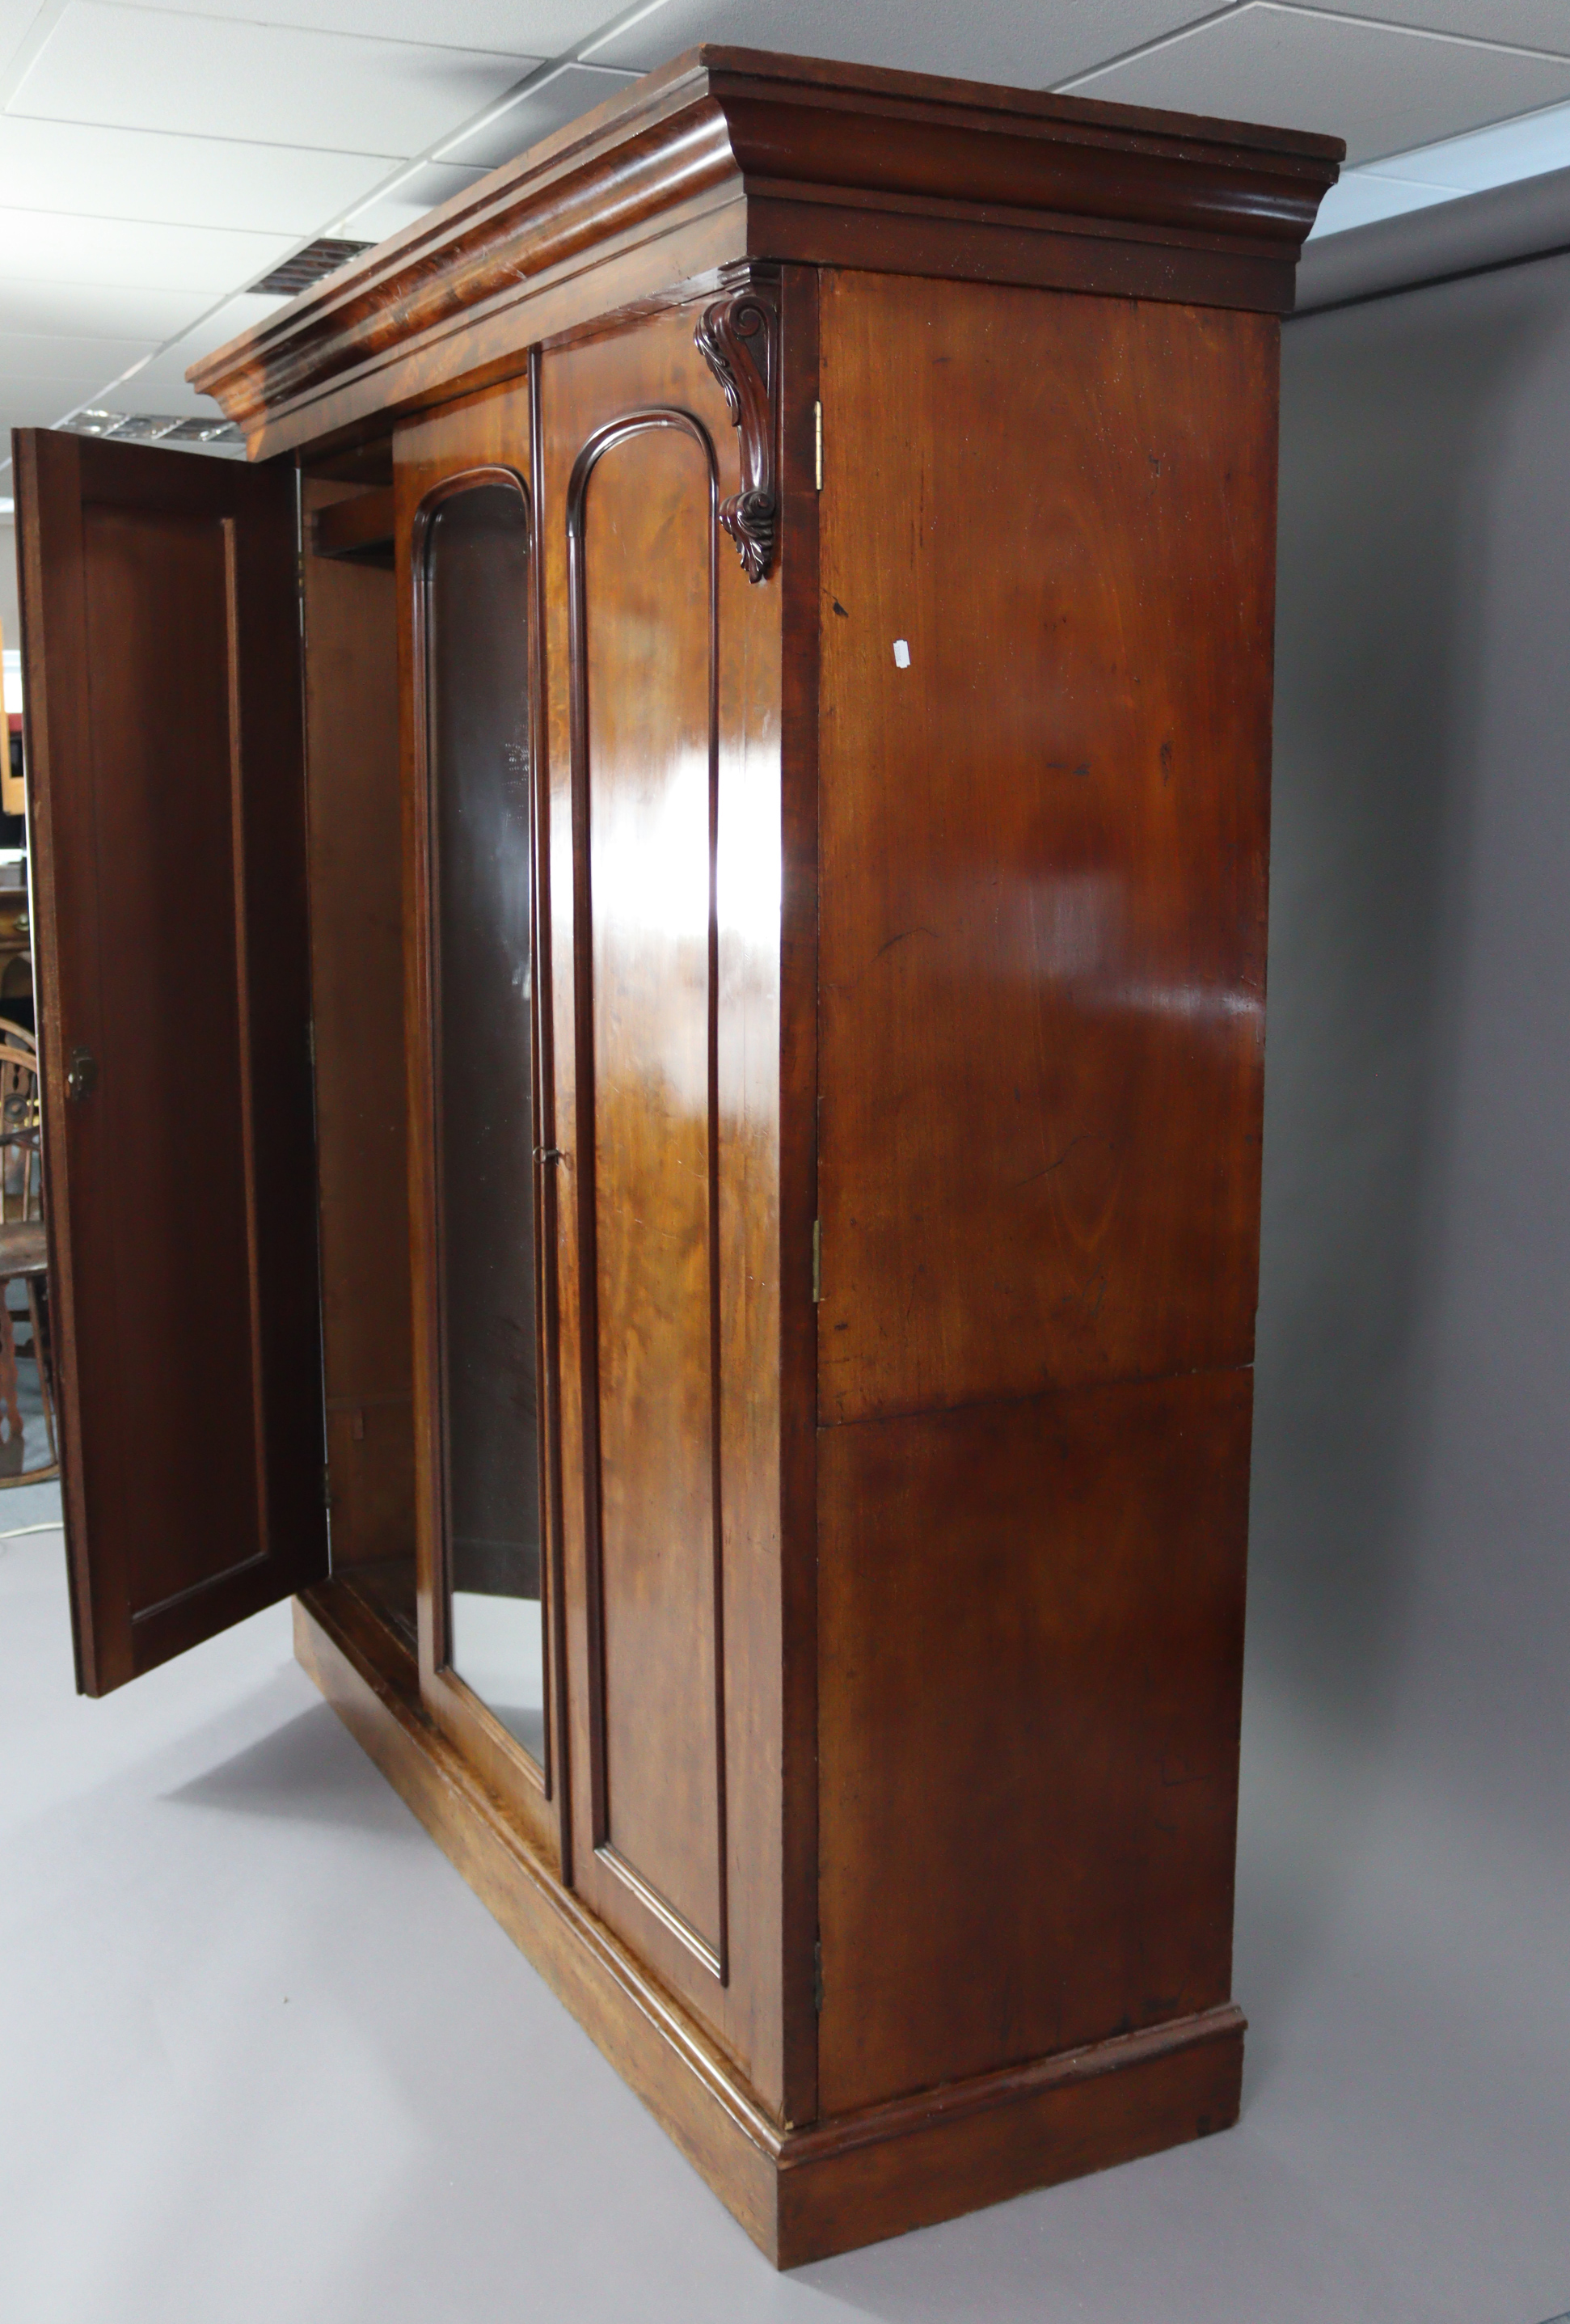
[541,289,796,2103]
[574,415,725,1970]
[396,375,563,1864]
[14,429,326,1696]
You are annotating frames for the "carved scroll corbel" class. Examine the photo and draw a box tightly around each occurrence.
[695,275,780,584]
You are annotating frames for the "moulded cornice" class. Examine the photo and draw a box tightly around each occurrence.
[188,46,1343,458]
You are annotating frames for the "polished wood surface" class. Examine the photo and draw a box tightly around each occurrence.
[296,1579,1244,2267]
[817,272,1279,1426]
[395,372,559,1863]
[817,1367,1253,2115]
[310,484,395,565]
[542,298,791,2097]
[572,404,727,1974]
[300,473,413,1574]
[773,259,823,2128]
[0,1202,57,1486]
[0,1034,42,1223]
[293,1579,779,2259]
[0,1033,56,1484]
[15,429,325,1691]
[188,49,1340,461]
[23,46,1339,2261]
[0,1219,46,1268]
[774,2005,1243,2263]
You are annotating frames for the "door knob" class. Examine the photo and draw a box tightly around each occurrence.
[66,1045,97,1101]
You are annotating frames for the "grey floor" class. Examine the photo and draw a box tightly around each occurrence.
[1,1495,1565,2324]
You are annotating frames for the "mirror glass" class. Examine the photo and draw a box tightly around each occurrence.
[424,477,545,1764]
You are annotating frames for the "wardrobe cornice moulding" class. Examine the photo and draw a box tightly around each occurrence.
[188,44,1343,461]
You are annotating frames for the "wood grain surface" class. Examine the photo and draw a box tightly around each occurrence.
[14,429,325,1691]
[395,372,560,1862]
[817,270,1279,1426]
[188,49,1340,461]
[296,1580,1245,2267]
[571,404,728,1974]
[300,472,413,1574]
[817,1366,1253,2115]
[541,298,791,2102]
[773,259,823,2129]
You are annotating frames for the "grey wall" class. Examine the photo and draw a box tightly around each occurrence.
[1244,244,1570,2000]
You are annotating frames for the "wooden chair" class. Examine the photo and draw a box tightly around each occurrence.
[1,1037,42,1223]
[0,1039,57,1483]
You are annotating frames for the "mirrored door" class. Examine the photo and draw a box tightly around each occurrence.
[418,468,547,1768]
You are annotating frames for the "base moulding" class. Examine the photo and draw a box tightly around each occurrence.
[294,1581,1246,2266]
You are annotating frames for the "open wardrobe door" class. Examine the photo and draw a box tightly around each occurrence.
[13,428,327,1695]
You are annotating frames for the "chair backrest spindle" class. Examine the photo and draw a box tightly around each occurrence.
[0,1041,42,1225]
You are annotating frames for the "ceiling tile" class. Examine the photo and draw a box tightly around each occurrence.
[0,205,292,289]
[113,298,292,414]
[582,0,1222,83]
[0,328,157,378]
[1310,169,1455,236]
[340,159,493,241]
[13,290,296,433]
[1370,93,1570,190]
[106,0,614,52]
[9,2,541,158]
[0,117,391,234]
[434,61,639,167]
[0,0,47,82]
[0,280,212,338]
[0,378,133,427]
[1279,1,1570,59]
[1061,3,1570,163]
[164,289,294,387]
[189,289,293,340]
[101,370,228,417]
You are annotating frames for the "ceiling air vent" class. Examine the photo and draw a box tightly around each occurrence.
[253,238,373,298]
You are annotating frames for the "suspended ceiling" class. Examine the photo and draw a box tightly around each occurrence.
[4,0,1570,480]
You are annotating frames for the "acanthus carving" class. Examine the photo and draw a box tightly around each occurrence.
[694,274,780,584]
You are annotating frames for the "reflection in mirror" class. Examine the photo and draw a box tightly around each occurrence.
[424,477,545,1764]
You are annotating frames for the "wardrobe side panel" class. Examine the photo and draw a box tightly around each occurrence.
[818,1367,1252,2114]
[817,272,1279,1427]
[540,300,788,2104]
[815,273,1278,2112]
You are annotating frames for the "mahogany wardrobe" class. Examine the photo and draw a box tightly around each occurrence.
[13,48,1340,2265]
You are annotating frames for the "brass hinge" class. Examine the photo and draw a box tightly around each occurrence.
[812,1218,821,1304]
[814,399,822,492]
[813,1938,824,2014]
